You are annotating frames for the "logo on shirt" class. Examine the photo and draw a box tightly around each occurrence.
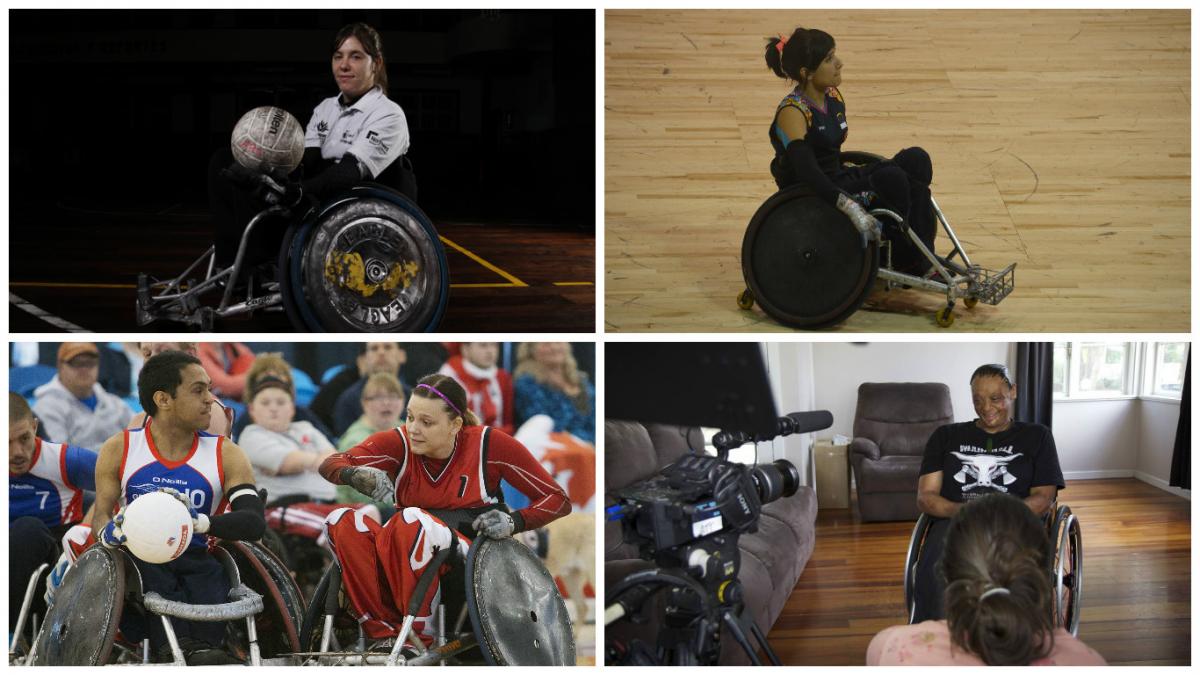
[317,120,329,140]
[951,452,1023,492]
[366,130,390,153]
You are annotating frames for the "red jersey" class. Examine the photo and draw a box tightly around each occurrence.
[321,425,569,531]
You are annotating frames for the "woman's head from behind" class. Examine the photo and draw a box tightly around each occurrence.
[941,493,1055,665]
[765,28,840,90]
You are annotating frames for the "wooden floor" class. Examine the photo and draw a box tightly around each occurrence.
[769,478,1190,665]
[605,10,1190,332]
[9,203,594,333]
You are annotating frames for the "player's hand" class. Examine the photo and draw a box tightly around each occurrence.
[158,487,210,534]
[472,510,516,539]
[220,162,261,189]
[837,192,883,249]
[258,169,305,209]
[99,508,128,549]
[43,551,72,606]
[345,467,395,504]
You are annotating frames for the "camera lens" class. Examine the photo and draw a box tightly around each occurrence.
[749,459,800,505]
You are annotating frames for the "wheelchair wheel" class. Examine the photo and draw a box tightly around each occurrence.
[741,186,879,329]
[221,541,305,658]
[903,513,932,623]
[280,185,449,332]
[1052,505,1083,636]
[299,564,358,654]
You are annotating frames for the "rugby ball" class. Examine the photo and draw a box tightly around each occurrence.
[230,106,305,174]
[122,490,195,564]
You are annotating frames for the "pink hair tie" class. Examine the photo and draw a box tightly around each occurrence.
[416,383,463,417]
[775,34,789,55]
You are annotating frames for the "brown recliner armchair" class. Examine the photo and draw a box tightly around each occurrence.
[849,382,953,522]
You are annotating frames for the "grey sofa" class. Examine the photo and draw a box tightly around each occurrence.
[604,419,818,665]
[849,382,953,522]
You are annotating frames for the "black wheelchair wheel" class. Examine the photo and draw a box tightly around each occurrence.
[741,186,879,329]
[280,185,449,332]
[1052,505,1083,636]
[298,564,359,654]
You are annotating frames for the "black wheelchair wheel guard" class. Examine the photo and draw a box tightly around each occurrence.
[465,537,575,666]
[742,186,879,329]
[32,546,126,666]
[282,185,449,332]
[221,540,304,656]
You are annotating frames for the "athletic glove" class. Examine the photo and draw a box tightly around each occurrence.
[472,510,516,539]
[43,551,72,606]
[836,192,883,249]
[343,467,395,504]
[99,508,128,549]
[158,487,210,534]
[258,168,305,209]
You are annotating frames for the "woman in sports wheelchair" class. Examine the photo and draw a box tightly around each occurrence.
[300,374,575,665]
[907,364,1079,631]
[738,27,1015,328]
[871,493,1101,665]
[138,22,447,332]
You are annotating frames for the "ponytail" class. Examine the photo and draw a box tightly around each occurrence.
[763,27,835,85]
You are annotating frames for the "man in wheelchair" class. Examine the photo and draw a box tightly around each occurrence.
[912,364,1064,623]
[312,374,574,664]
[76,351,268,665]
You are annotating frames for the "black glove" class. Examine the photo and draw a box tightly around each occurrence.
[256,168,305,208]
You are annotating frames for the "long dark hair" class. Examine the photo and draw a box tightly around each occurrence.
[941,494,1055,665]
[333,22,388,94]
[764,27,835,87]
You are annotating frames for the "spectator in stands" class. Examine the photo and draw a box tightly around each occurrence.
[232,353,334,442]
[514,342,595,443]
[319,342,407,438]
[439,342,514,435]
[33,343,133,449]
[240,376,338,506]
[198,342,256,400]
[335,372,406,516]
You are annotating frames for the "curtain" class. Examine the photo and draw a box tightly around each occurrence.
[1170,354,1190,489]
[1015,343,1053,427]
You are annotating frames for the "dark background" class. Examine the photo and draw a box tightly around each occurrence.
[10,9,594,226]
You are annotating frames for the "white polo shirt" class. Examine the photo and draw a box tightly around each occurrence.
[305,86,409,180]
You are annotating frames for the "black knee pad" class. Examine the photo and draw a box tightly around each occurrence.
[892,147,932,186]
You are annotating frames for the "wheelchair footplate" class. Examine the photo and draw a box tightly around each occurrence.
[966,262,1016,306]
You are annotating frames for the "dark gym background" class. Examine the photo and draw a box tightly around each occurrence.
[9,9,596,332]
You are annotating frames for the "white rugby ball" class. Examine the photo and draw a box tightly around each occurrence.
[230,105,305,174]
[122,490,195,564]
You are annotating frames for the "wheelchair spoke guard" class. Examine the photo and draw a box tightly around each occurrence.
[282,186,449,332]
[32,546,126,666]
[742,187,878,329]
[465,537,575,666]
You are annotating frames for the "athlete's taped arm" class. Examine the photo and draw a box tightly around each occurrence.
[207,441,266,541]
[205,483,266,541]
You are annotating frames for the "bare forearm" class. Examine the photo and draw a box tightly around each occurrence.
[1024,492,1053,516]
[917,492,962,518]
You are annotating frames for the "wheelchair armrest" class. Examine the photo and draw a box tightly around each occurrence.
[849,437,881,461]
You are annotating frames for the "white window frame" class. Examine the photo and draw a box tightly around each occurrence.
[1140,342,1189,403]
[1053,341,1138,401]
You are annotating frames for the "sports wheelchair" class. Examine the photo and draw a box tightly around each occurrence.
[26,540,304,666]
[902,502,1082,635]
[738,151,1016,328]
[9,561,53,665]
[295,529,575,666]
[136,158,449,332]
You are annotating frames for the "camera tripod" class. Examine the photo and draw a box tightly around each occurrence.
[606,566,781,666]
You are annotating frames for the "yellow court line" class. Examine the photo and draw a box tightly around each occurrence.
[552,282,594,286]
[437,235,528,287]
[451,282,522,289]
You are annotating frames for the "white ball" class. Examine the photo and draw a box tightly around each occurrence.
[122,491,195,564]
[230,106,305,174]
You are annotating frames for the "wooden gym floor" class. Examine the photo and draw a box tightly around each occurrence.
[9,202,594,333]
[770,478,1190,665]
[605,10,1189,332]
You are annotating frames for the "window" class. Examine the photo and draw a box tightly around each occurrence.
[1146,342,1189,399]
[1053,342,1135,399]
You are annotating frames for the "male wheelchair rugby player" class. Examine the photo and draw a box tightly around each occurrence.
[739,151,1016,328]
[137,105,448,333]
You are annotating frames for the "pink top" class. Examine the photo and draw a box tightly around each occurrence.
[867,621,1107,666]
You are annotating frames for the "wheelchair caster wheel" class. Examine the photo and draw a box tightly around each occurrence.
[935,307,955,327]
[737,288,754,310]
[964,297,979,309]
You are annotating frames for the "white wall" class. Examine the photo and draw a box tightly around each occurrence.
[1052,400,1140,477]
[810,342,1010,439]
[1136,399,1184,489]
[764,343,816,485]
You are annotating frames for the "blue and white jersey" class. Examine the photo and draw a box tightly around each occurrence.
[120,419,225,551]
[9,439,97,527]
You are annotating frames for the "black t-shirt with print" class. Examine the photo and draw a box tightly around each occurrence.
[919,421,1065,503]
